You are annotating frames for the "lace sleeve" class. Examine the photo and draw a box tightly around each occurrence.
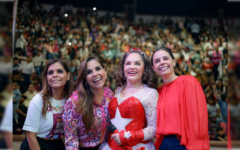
[141,89,159,141]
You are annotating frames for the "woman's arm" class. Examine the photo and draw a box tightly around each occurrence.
[15,108,26,117]
[26,131,41,150]
[31,63,36,74]
[181,76,210,150]
[216,108,221,118]
[3,131,12,149]
[212,84,221,100]
[217,136,226,141]
[22,94,42,149]
[62,97,79,150]
[118,89,159,145]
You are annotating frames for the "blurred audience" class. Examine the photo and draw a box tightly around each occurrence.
[12,2,229,140]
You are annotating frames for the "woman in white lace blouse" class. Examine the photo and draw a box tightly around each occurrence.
[100,48,159,150]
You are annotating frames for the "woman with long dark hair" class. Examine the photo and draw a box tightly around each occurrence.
[20,59,73,150]
[151,47,210,150]
[100,48,159,150]
[62,56,114,150]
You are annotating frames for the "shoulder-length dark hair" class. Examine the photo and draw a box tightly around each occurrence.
[151,47,175,66]
[114,48,158,89]
[41,59,73,118]
[74,56,105,131]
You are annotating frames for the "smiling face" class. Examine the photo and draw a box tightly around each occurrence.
[47,62,70,90]
[28,84,35,93]
[85,59,107,90]
[124,53,144,84]
[152,50,176,78]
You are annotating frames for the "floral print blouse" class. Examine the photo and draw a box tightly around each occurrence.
[62,87,114,150]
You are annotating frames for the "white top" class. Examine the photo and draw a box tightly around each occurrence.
[19,61,35,75]
[15,35,27,49]
[101,85,159,150]
[207,103,220,117]
[173,52,181,60]
[23,94,66,138]
[0,99,12,132]
[229,104,240,117]
[0,61,12,75]
[181,50,190,62]
[60,47,68,56]
[32,55,43,67]
[115,84,159,141]
[79,48,89,58]
[100,24,109,32]
[207,51,223,57]
[204,42,213,50]
[23,91,38,107]
[190,23,200,33]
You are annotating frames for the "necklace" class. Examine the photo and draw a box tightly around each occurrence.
[123,84,144,94]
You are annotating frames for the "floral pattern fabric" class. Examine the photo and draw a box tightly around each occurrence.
[62,87,114,150]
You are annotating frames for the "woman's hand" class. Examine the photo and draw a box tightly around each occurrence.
[111,133,122,145]
[211,84,216,89]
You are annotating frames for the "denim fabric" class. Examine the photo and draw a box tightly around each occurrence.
[159,135,186,150]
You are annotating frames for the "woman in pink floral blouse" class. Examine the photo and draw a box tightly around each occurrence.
[62,56,114,150]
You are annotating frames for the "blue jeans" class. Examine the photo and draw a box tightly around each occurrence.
[35,67,41,76]
[159,135,186,150]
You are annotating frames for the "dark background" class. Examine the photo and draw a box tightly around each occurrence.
[27,0,229,16]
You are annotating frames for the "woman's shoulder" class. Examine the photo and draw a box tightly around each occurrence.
[144,85,158,94]
[114,85,124,94]
[103,87,114,98]
[64,90,79,107]
[30,93,43,106]
[177,75,198,84]
[103,87,113,93]
[177,75,203,93]
[157,86,163,93]
[132,85,159,99]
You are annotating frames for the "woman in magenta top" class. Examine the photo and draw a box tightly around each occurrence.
[62,56,114,150]
[151,48,210,150]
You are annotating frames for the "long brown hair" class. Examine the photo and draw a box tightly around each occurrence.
[41,59,73,118]
[114,48,158,89]
[74,56,105,131]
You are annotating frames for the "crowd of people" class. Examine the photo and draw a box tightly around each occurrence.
[10,1,229,143]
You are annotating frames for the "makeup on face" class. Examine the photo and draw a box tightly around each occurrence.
[124,53,144,83]
[47,62,69,89]
[152,50,175,77]
[86,60,106,89]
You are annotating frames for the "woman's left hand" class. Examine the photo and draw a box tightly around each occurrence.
[111,133,122,145]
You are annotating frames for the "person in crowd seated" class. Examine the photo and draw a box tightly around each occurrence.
[23,84,38,108]
[207,96,221,125]
[214,127,227,141]
[15,95,28,129]
[13,82,21,125]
